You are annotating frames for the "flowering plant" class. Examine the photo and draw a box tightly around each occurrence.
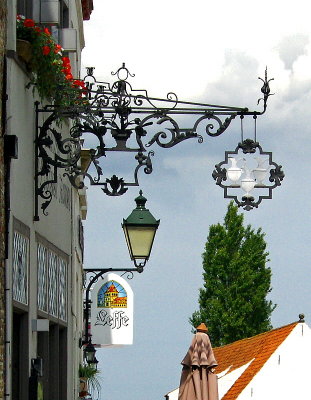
[16,15,87,107]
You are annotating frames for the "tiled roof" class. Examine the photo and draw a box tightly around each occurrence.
[107,284,117,293]
[213,322,298,400]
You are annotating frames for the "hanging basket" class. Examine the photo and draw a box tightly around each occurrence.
[16,39,32,63]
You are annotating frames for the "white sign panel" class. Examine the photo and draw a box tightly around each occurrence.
[90,273,134,347]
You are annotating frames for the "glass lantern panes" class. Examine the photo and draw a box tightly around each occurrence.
[13,232,29,304]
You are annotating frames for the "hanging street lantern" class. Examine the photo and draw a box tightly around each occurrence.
[83,341,96,364]
[122,191,160,270]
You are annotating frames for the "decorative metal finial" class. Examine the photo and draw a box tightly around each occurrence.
[111,63,135,81]
[86,67,95,76]
[257,67,274,110]
[299,313,305,322]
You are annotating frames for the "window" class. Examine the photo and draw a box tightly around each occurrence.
[37,241,68,321]
[17,0,33,18]
[12,221,29,305]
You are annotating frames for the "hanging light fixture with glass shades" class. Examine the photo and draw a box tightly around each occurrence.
[212,116,285,210]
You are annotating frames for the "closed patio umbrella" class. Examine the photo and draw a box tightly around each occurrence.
[178,323,219,400]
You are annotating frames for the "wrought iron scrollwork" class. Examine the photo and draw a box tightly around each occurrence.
[212,139,284,211]
[35,64,274,219]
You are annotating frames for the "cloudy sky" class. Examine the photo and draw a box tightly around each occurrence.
[81,1,311,400]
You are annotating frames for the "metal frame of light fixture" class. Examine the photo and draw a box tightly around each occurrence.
[212,138,285,210]
[80,192,159,349]
[34,64,274,219]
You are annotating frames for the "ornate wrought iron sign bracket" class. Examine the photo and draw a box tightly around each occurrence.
[34,64,274,219]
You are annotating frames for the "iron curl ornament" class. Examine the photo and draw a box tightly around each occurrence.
[35,63,274,219]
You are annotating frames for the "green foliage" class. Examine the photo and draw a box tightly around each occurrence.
[16,15,87,107]
[79,364,101,398]
[190,201,276,347]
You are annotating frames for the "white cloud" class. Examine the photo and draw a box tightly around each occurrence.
[277,34,309,70]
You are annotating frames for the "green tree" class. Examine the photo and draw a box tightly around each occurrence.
[190,201,276,347]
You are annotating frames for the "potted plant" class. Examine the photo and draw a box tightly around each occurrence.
[79,363,101,399]
[16,15,87,108]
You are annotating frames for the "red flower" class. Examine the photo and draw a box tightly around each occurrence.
[34,27,41,33]
[65,73,73,81]
[42,46,51,55]
[62,66,71,75]
[54,44,62,54]
[44,27,51,36]
[62,56,70,66]
[78,80,86,88]
[24,19,35,28]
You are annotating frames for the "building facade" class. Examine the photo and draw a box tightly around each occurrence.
[3,1,93,398]
[0,1,7,399]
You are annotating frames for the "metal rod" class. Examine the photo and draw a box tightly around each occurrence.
[34,101,40,221]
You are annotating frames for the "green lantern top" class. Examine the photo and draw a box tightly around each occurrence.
[123,190,160,227]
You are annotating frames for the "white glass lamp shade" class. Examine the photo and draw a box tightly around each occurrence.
[241,176,256,197]
[227,158,242,183]
[227,167,242,182]
[253,157,268,184]
[253,168,267,184]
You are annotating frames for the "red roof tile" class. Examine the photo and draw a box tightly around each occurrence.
[213,322,298,400]
[107,284,118,293]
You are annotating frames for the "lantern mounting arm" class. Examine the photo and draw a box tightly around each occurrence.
[81,266,143,346]
[34,64,274,219]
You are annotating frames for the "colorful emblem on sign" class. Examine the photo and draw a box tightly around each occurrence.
[97,280,127,308]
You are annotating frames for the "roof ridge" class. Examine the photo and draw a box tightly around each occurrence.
[214,321,299,350]
[218,322,299,400]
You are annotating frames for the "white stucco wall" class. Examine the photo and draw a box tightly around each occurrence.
[237,323,311,400]
[6,1,87,399]
[217,360,253,399]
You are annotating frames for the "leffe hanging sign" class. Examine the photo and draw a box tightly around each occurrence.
[90,273,134,347]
